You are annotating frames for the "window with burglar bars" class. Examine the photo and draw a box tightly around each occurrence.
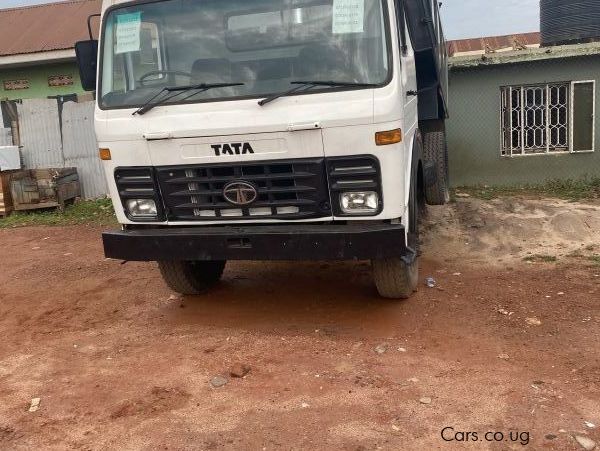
[501,81,596,156]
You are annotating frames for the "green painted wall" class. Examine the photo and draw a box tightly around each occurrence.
[446,55,600,187]
[0,61,84,101]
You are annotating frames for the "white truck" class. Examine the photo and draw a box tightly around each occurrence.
[76,0,449,299]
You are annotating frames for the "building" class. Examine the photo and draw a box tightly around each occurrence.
[447,32,541,57]
[0,0,101,101]
[446,40,599,186]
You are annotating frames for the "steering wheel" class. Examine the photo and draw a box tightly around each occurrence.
[138,70,193,86]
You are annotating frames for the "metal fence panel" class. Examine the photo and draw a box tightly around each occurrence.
[0,128,12,146]
[17,99,64,169]
[62,101,108,199]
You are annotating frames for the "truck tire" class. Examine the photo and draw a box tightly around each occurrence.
[372,161,420,299]
[421,120,450,205]
[372,257,419,299]
[158,260,226,295]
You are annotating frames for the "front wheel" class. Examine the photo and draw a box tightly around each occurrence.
[372,154,421,299]
[372,257,419,299]
[158,260,226,295]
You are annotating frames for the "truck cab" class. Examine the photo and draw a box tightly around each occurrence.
[76,0,449,299]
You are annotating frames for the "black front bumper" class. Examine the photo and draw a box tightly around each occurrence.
[103,223,412,262]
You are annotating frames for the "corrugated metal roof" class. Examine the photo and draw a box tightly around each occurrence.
[449,41,600,69]
[447,32,541,56]
[0,0,102,57]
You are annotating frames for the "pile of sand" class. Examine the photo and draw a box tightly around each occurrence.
[422,196,600,266]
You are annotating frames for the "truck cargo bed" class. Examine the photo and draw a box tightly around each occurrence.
[405,0,449,121]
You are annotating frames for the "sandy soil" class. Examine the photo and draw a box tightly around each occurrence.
[0,197,599,450]
[424,196,600,266]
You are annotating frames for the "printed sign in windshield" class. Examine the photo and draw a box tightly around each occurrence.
[115,12,142,54]
[332,0,365,34]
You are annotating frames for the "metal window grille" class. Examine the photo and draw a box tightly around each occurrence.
[501,83,570,156]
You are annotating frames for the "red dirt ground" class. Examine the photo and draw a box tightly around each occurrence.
[0,202,599,449]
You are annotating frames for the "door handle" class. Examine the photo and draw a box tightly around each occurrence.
[143,132,172,140]
[287,122,321,132]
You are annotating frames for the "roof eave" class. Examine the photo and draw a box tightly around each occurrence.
[450,42,600,70]
[0,49,76,69]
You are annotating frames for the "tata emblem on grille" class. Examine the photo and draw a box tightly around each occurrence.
[223,181,258,206]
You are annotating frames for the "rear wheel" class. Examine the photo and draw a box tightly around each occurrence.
[421,120,450,205]
[372,166,420,299]
[158,260,226,295]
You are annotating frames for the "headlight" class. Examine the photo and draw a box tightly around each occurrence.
[340,192,379,214]
[125,199,158,218]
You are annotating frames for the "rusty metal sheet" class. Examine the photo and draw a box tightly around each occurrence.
[17,98,64,169]
[0,0,102,57]
[62,101,108,199]
[448,32,541,56]
[16,98,107,200]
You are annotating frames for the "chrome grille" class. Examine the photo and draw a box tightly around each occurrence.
[156,158,331,221]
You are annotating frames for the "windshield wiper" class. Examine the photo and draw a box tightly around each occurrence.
[133,82,244,116]
[258,80,378,107]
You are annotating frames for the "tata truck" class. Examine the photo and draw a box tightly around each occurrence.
[76,0,449,299]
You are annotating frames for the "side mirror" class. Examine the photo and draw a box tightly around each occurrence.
[75,40,98,91]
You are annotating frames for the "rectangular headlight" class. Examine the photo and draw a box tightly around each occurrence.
[340,191,379,214]
[125,199,158,218]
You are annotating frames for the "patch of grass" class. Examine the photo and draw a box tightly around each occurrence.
[567,250,584,258]
[0,198,116,229]
[589,255,600,266]
[523,254,558,263]
[455,177,600,202]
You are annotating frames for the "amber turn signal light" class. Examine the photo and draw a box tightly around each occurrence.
[99,148,112,160]
[375,129,402,146]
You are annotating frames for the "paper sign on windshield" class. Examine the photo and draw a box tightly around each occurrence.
[116,12,142,54]
[332,0,364,34]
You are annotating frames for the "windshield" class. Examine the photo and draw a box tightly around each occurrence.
[99,0,391,109]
